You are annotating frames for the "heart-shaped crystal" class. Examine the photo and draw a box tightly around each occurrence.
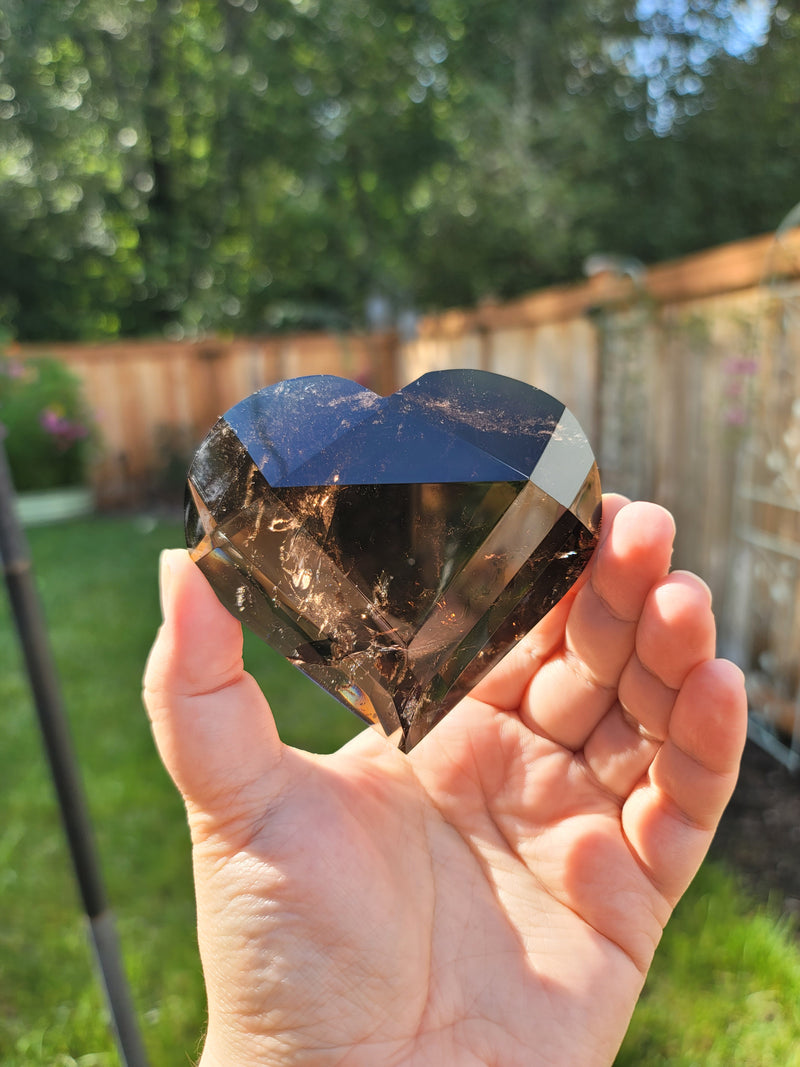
[185,370,601,751]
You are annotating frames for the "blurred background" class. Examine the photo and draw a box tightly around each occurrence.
[0,0,797,341]
[2,1,800,1064]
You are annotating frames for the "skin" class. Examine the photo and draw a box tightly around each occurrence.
[143,495,747,1067]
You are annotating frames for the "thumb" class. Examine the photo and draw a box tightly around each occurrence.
[143,549,286,821]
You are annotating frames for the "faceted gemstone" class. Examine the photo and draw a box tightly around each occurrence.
[185,370,601,751]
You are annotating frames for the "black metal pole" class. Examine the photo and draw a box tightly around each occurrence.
[0,430,149,1067]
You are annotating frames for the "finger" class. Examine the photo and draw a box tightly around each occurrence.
[636,572,716,689]
[619,571,716,737]
[582,570,717,799]
[520,500,676,749]
[622,658,747,905]
[580,705,660,803]
[470,493,630,711]
[143,549,286,819]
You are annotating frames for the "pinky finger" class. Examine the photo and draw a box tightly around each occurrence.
[621,658,747,905]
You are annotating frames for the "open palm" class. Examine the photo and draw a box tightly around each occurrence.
[144,496,746,1067]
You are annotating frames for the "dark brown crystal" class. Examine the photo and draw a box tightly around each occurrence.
[185,370,601,751]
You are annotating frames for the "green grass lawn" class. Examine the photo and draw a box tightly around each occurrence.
[1,515,799,1065]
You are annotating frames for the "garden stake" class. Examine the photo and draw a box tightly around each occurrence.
[0,429,150,1067]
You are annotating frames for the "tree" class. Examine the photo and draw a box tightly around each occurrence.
[0,0,796,341]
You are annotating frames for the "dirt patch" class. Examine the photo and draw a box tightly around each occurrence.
[710,739,800,922]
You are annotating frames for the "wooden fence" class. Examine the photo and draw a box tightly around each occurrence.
[15,225,800,763]
[16,331,398,509]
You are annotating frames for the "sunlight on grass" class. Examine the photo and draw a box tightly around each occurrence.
[1,515,799,1064]
[617,863,800,1066]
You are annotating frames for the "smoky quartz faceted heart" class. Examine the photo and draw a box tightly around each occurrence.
[185,370,601,751]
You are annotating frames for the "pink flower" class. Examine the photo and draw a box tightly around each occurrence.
[723,357,759,376]
[725,407,748,427]
[39,406,89,450]
[40,407,64,434]
[6,360,26,379]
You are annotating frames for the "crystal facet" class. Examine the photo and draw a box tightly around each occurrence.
[185,370,601,751]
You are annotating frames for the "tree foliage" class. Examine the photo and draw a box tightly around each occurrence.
[0,0,796,340]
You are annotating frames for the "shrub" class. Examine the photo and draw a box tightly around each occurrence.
[0,350,95,491]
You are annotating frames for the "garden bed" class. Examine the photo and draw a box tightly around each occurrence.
[711,738,800,923]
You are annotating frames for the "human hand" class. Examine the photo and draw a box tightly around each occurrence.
[143,495,747,1067]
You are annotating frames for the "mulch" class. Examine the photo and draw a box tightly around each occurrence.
[709,738,800,922]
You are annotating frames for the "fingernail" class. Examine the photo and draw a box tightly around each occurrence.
[159,550,175,619]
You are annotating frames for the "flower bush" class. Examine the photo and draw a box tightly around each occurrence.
[0,351,95,491]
